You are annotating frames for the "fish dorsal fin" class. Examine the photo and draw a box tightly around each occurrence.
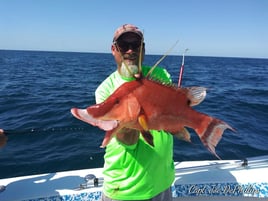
[148,77,177,90]
[185,86,207,106]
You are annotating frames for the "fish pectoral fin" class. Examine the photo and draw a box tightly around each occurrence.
[141,131,154,147]
[138,114,149,131]
[185,87,207,106]
[173,127,191,142]
[138,115,154,146]
[100,131,114,148]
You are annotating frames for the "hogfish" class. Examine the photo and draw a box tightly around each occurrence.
[71,76,235,159]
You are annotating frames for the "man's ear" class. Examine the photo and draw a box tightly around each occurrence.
[111,44,116,56]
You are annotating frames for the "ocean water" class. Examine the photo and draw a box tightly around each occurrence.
[0,50,267,179]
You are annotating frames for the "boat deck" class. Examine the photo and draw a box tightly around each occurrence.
[0,155,267,201]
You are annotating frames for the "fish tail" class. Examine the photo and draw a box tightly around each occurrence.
[196,117,235,159]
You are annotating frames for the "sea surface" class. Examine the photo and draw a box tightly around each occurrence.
[0,50,267,179]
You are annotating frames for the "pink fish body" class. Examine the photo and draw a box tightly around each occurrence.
[71,78,235,159]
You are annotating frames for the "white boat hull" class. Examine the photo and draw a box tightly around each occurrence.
[1,155,267,201]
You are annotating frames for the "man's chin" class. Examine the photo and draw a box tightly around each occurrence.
[120,63,139,78]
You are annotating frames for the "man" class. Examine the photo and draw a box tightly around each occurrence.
[96,24,175,201]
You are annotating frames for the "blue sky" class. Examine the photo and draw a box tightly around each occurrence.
[1,0,267,58]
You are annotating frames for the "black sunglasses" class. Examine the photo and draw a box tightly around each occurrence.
[114,40,143,52]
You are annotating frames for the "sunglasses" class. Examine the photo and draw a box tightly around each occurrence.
[114,40,143,52]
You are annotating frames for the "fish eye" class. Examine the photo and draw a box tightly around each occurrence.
[187,100,191,105]
[115,99,120,104]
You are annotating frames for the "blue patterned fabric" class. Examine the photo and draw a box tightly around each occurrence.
[22,191,102,201]
[173,182,268,198]
[21,182,268,201]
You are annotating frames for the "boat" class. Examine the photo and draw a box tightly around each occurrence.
[0,155,267,201]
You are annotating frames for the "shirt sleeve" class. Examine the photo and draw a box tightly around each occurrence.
[95,70,136,104]
[142,65,172,84]
[95,73,116,104]
[95,82,111,104]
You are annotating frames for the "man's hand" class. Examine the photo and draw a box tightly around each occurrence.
[0,129,7,147]
[116,128,140,145]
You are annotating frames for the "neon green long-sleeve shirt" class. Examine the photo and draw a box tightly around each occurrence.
[95,66,175,200]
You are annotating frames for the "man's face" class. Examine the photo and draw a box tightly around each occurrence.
[112,32,144,68]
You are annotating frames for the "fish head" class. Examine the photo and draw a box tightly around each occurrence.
[71,81,142,131]
[91,93,141,125]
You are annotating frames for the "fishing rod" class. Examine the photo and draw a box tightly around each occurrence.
[147,40,179,77]
[176,49,191,141]
[178,48,189,87]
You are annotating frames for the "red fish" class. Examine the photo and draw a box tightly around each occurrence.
[71,77,235,159]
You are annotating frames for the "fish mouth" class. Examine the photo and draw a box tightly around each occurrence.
[71,108,118,131]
